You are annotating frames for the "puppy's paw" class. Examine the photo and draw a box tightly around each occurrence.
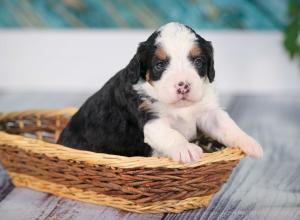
[232,135,263,158]
[169,143,203,163]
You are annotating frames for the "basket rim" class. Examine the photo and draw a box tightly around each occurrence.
[0,107,78,121]
[0,131,244,169]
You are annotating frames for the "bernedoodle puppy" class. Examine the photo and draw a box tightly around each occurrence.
[58,22,263,163]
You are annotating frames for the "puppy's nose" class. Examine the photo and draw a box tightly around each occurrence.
[176,81,191,94]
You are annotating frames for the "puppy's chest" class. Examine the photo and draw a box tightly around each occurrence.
[165,108,198,141]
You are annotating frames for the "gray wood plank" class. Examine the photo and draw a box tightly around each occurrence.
[0,91,90,111]
[0,188,162,220]
[0,164,13,202]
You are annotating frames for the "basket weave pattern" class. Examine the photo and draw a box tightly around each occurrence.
[0,108,77,143]
[0,109,244,213]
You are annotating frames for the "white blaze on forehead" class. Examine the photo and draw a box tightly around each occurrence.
[156,22,197,57]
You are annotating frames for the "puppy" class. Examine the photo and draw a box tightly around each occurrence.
[58,22,263,162]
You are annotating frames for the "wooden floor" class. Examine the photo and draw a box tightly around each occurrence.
[0,91,300,220]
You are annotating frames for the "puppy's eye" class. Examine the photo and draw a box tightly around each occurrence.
[154,61,167,71]
[193,58,203,68]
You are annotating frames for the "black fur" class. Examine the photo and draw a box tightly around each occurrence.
[200,40,215,83]
[57,43,158,156]
[136,31,160,82]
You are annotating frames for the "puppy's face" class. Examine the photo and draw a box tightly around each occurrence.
[134,22,215,107]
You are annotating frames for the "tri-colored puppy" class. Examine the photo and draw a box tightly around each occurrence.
[58,22,263,163]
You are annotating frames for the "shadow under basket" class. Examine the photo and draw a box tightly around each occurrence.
[0,108,244,213]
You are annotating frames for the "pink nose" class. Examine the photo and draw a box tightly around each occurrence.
[176,81,191,95]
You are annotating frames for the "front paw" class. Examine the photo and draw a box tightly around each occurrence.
[168,143,203,163]
[233,135,263,158]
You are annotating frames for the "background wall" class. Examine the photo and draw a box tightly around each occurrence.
[0,30,299,93]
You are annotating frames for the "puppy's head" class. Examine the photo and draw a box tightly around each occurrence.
[129,22,215,107]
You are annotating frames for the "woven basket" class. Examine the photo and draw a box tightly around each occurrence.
[0,108,244,213]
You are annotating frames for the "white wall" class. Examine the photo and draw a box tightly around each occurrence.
[0,30,299,93]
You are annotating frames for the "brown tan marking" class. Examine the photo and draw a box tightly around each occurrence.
[154,47,168,60]
[138,100,152,112]
[190,46,202,57]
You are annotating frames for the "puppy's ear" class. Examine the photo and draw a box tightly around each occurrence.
[126,42,147,84]
[206,41,215,83]
[126,55,141,84]
[196,33,215,83]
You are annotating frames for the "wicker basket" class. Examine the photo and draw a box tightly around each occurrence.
[0,108,244,213]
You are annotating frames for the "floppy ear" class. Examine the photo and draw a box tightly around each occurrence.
[126,55,141,84]
[196,33,215,83]
[206,41,215,83]
[126,42,147,84]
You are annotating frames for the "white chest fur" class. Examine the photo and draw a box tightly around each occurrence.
[152,102,202,141]
[165,106,198,141]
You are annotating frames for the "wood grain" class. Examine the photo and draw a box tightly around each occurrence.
[1,92,300,220]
